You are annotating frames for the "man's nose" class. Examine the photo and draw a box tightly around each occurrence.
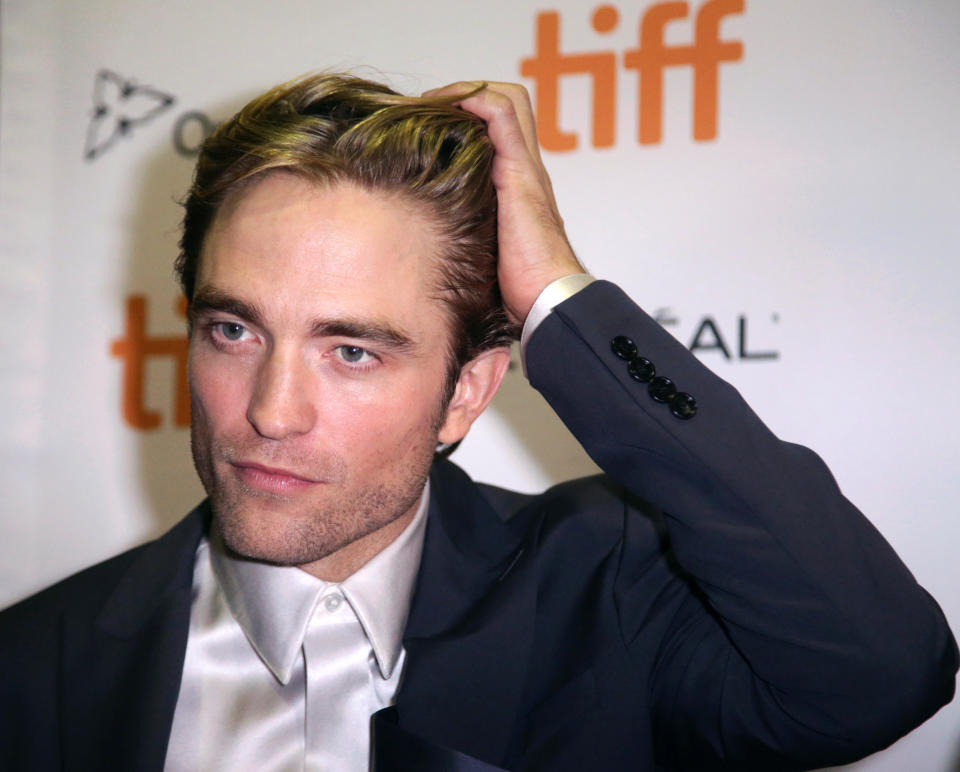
[246,347,317,440]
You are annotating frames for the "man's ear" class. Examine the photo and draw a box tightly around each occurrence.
[437,346,512,445]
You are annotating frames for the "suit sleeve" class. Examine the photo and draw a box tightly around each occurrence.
[525,280,958,770]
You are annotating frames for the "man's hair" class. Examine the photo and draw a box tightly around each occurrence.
[175,73,518,402]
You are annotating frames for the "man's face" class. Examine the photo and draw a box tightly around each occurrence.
[188,172,461,576]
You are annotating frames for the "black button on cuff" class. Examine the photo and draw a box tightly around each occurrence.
[648,376,676,403]
[611,333,697,419]
[670,392,697,419]
[627,357,655,383]
[610,336,638,361]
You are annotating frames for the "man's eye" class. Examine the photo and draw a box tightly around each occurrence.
[336,345,374,365]
[216,322,247,341]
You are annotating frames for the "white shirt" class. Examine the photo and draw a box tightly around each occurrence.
[164,483,429,772]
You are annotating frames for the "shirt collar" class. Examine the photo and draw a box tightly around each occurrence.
[209,481,429,685]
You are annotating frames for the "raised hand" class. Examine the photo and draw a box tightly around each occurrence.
[422,81,586,326]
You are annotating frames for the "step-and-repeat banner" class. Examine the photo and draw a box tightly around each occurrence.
[2,1,958,768]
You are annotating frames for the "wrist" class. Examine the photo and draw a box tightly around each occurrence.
[506,258,587,323]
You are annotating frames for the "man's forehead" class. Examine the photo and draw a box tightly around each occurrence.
[194,173,456,341]
[201,173,446,285]
[210,172,440,246]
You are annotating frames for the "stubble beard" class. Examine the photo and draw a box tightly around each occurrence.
[190,427,436,569]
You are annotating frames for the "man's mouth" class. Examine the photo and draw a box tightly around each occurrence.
[229,461,322,494]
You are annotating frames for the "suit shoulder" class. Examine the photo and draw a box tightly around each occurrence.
[1,504,207,635]
[480,474,663,558]
[478,473,628,513]
[0,542,149,635]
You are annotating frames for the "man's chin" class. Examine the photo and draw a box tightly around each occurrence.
[211,504,347,567]
[205,471,427,572]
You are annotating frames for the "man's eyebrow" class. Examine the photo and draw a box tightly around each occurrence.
[189,288,266,329]
[189,289,417,352]
[310,318,416,352]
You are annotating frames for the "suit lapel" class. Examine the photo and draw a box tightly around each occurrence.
[395,461,539,769]
[59,504,208,772]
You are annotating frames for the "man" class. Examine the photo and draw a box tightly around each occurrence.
[0,73,956,771]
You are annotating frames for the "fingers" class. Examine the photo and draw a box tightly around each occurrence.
[423,80,580,323]
[423,81,542,164]
[423,80,561,219]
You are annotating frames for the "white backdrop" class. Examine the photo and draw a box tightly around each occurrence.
[1,1,958,769]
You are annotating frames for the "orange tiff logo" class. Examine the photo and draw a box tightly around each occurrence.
[520,0,744,151]
[110,295,190,429]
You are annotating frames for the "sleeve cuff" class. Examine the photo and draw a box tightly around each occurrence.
[519,273,595,376]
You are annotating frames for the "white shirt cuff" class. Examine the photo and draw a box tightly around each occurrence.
[519,273,595,376]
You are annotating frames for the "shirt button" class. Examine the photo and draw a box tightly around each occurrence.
[324,593,343,612]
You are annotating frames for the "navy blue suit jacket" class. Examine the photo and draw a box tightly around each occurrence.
[1,281,956,771]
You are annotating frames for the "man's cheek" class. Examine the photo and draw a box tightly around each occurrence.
[346,399,427,445]
[191,360,252,425]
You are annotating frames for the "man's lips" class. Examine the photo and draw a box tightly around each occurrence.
[230,461,322,494]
